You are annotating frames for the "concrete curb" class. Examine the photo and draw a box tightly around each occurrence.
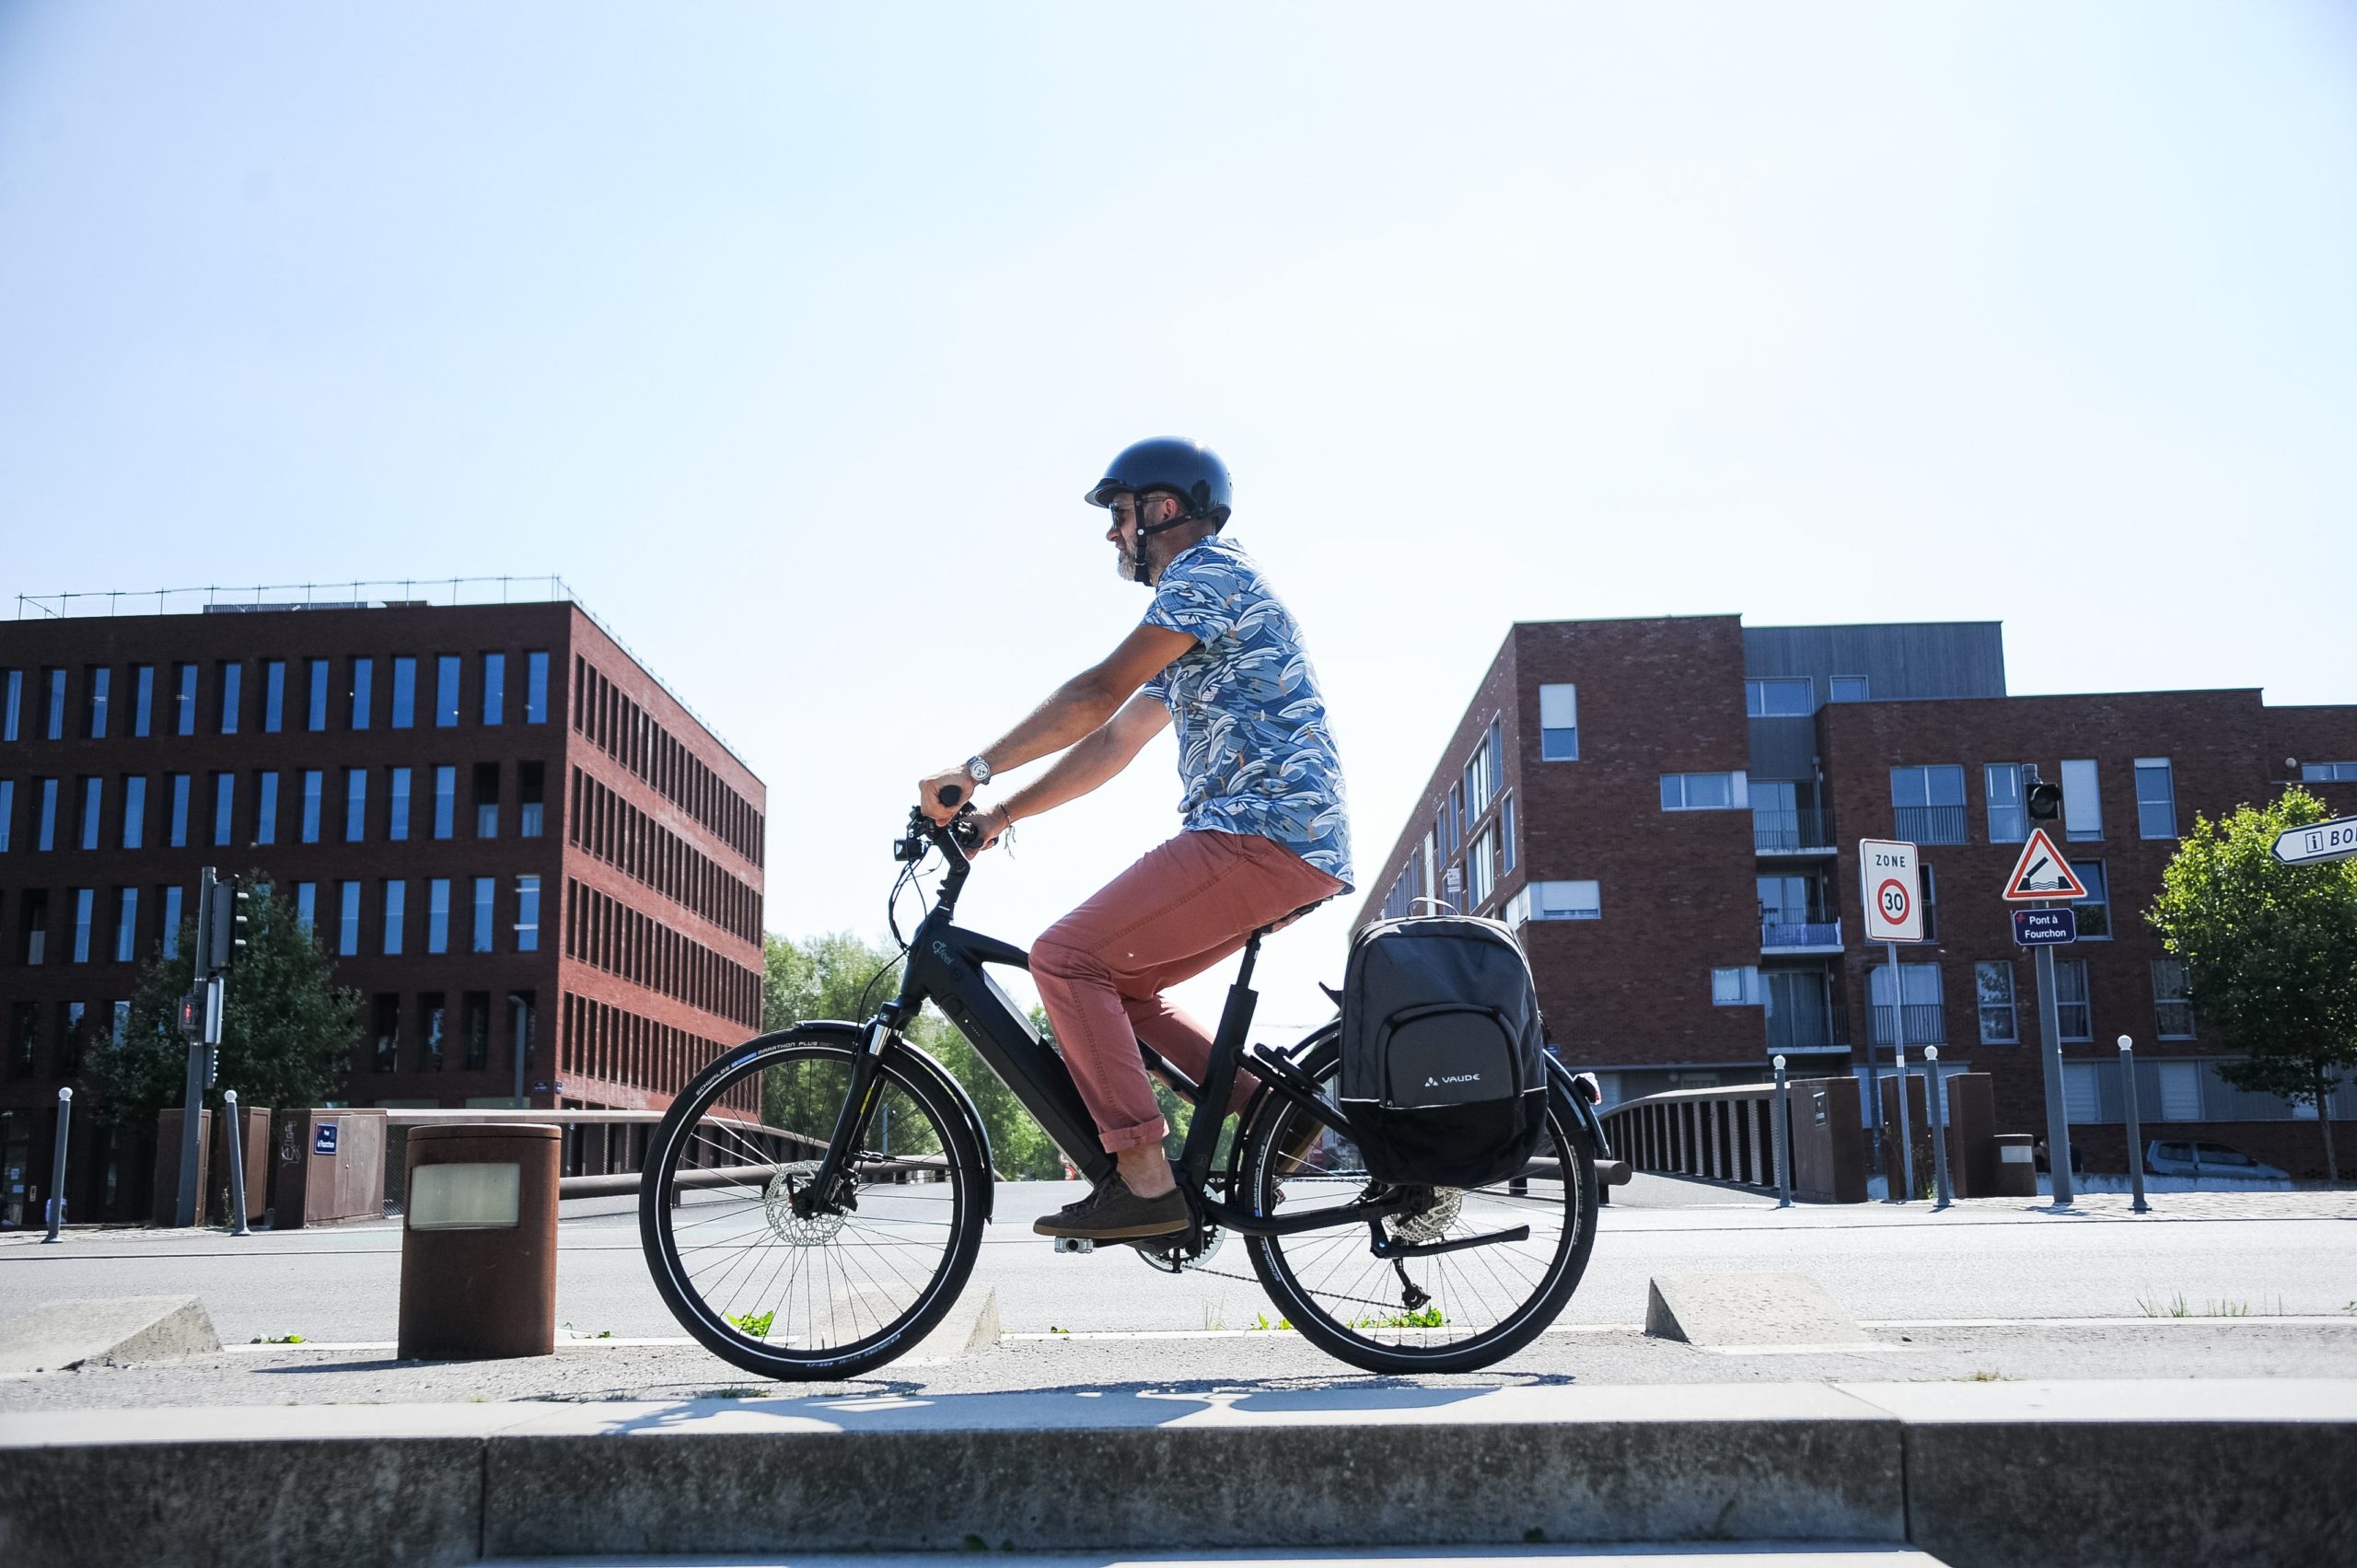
[0,1295,220,1374]
[1,1380,2351,1567]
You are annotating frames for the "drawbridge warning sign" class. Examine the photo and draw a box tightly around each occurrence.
[2002,828,2088,902]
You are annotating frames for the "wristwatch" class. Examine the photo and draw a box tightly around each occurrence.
[963,754,993,786]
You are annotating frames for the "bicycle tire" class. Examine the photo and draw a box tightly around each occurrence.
[639,1025,989,1381]
[1238,1036,1598,1374]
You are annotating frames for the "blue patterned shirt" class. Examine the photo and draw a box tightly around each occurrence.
[1139,535,1353,889]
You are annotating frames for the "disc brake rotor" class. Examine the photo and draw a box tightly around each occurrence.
[763,1160,848,1246]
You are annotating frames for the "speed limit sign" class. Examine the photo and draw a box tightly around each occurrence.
[1860,839,1924,942]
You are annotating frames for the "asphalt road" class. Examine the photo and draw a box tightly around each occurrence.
[5,1177,2353,1348]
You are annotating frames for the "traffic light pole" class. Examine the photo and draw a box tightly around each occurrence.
[174,867,218,1227]
[2035,912,2074,1207]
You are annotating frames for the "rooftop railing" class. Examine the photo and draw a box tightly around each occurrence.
[11,574,749,768]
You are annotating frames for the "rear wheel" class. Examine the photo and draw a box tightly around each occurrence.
[638,1025,987,1381]
[1238,1035,1597,1374]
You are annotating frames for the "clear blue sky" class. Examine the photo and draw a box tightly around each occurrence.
[4,3,2353,1035]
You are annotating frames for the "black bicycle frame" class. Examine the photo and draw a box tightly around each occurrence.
[801,820,1403,1240]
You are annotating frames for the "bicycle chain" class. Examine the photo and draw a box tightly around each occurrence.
[1172,1258,1433,1315]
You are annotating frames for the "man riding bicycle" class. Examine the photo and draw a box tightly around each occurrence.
[920,437,1353,1242]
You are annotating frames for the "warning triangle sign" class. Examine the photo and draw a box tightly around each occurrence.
[2002,827,2088,902]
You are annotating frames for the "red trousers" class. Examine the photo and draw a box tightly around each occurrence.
[1031,829,1345,1155]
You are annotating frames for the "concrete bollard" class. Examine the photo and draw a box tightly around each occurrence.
[397,1123,561,1361]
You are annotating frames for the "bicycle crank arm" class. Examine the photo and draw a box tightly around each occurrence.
[1370,1224,1531,1260]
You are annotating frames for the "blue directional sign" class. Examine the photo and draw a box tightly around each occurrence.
[312,1122,340,1156]
[2013,908,2078,947]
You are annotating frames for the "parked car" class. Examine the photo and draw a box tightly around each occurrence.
[2143,1140,2289,1181]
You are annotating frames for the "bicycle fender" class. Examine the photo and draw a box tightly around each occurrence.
[888,1037,998,1225]
[1543,1053,1615,1163]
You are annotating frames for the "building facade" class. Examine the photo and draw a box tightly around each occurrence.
[1360,616,2357,1178]
[0,594,765,1223]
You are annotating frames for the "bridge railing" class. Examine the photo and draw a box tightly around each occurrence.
[1599,1076,1869,1202]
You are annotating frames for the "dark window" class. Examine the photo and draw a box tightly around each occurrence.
[421,993,447,1071]
[435,655,461,727]
[307,658,330,731]
[350,657,373,731]
[131,666,154,737]
[482,653,505,726]
[474,762,500,839]
[44,667,67,739]
[518,761,545,839]
[373,994,401,1074]
[525,652,549,724]
[263,661,285,732]
[464,992,492,1071]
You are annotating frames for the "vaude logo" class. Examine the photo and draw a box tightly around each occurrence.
[1424,1073,1482,1087]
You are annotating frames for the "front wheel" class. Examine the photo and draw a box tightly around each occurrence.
[1237,1035,1598,1374]
[638,1025,988,1381]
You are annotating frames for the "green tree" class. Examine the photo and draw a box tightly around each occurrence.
[2148,788,2357,1183]
[758,931,1069,1179]
[87,877,359,1129]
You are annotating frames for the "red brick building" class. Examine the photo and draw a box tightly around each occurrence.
[0,590,765,1223]
[1359,616,2357,1178]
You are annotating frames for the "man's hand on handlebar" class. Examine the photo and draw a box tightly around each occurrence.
[964,802,1013,854]
[918,764,979,825]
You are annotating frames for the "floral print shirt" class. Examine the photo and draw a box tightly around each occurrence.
[1139,534,1353,889]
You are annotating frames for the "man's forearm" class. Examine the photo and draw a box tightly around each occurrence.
[1004,722,1133,822]
[979,672,1123,774]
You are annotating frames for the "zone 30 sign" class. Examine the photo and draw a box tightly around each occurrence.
[1859,838,1924,943]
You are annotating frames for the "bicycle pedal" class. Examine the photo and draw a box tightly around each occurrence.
[1052,1237,1096,1255]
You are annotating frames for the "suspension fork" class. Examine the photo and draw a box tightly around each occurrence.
[798,1013,900,1214]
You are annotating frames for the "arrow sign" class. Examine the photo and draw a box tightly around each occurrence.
[2273,816,2357,868]
[2002,827,2088,902]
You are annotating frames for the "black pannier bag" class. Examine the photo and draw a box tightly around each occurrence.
[1338,914,1549,1188]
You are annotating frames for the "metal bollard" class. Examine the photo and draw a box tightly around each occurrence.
[2119,1036,2149,1214]
[223,1090,250,1237]
[43,1087,72,1242]
[1925,1046,1952,1208]
[1771,1054,1793,1207]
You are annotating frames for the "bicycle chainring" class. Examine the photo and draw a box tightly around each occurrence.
[1131,1223,1227,1273]
[763,1160,848,1246]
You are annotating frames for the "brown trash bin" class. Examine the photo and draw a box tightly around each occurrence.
[398,1122,560,1361]
[1991,1133,2039,1198]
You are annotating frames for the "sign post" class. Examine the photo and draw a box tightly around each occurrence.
[174,868,218,1228]
[2272,817,2357,868]
[1860,839,1923,1202]
[2003,830,2089,1207]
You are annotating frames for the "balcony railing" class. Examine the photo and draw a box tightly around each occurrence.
[1753,807,1837,854]
[1892,805,1968,844]
[1760,919,1842,951]
[1766,1004,1852,1054]
[1869,1003,1947,1047]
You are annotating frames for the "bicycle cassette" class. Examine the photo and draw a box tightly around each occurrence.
[1130,1224,1226,1273]
[1383,1186,1464,1248]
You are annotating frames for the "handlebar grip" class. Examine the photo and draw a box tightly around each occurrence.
[935,784,964,807]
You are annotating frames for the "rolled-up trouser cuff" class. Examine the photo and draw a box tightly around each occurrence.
[1097,1116,1169,1155]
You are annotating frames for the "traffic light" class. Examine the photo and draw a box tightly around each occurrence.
[203,876,251,977]
[2024,766,2063,824]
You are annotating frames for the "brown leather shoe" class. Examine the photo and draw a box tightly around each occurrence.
[1033,1175,1190,1239]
